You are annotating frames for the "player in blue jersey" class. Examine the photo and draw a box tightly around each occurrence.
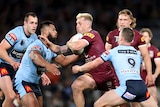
[0,12,38,107]
[13,20,79,107]
[72,28,158,107]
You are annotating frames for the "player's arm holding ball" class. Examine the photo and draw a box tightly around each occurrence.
[67,33,87,55]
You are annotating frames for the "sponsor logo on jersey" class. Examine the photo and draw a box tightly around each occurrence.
[149,50,154,58]
[83,33,95,39]
[140,36,145,42]
[157,52,160,57]
[8,33,17,42]
[31,45,41,51]
[118,50,137,54]
[11,50,24,59]
[85,55,96,63]
[123,92,136,100]
[114,36,119,42]
[0,68,8,76]
[120,69,139,74]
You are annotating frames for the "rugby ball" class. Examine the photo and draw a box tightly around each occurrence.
[70,33,84,55]
[45,71,60,84]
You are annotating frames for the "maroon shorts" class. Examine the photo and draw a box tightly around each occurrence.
[88,61,119,91]
[140,70,155,87]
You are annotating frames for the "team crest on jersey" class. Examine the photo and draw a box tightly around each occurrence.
[149,51,154,58]
[31,45,41,51]
[140,36,145,42]
[24,85,32,93]
[114,36,119,42]
[83,33,95,39]
[8,33,17,42]
[0,68,8,76]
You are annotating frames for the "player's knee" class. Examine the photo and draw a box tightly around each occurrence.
[23,98,39,107]
[71,81,84,92]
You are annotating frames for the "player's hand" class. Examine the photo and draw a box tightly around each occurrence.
[72,65,81,74]
[145,74,154,86]
[45,63,61,75]
[41,72,51,85]
[10,61,20,71]
[39,35,52,47]
[152,74,157,83]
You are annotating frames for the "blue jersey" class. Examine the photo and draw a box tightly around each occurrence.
[101,45,142,86]
[0,26,38,63]
[15,39,57,84]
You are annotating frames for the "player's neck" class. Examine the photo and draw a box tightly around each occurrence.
[119,41,131,46]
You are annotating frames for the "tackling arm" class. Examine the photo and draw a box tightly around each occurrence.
[29,50,60,75]
[72,57,104,74]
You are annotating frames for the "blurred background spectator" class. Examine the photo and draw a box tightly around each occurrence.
[0,0,160,107]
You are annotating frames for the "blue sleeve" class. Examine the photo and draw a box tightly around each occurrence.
[51,52,58,58]
[5,29,20,46]
[100,50,111,62]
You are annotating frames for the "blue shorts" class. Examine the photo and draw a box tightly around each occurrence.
[115,80,150,102]
[13,79,42,98]
[0,63,15,79]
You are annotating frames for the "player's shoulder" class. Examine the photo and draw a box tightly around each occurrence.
[9,26,24,37]
[12,26,23,32]
[133,29,141,35]
[28,39,44,51]
[32,39,41,45]
[109,29,118,33]
[150,44,159,51]
[83,30,98,39]
[107,29,119,36]
[88,29,100,36]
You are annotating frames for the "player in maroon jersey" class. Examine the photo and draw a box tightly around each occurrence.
[105,9,153,86]
[131,28,160,107]
[67,13,118,107]
[105,9,153,107]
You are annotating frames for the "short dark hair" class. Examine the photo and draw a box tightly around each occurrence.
[24,12,37,21]
[39,20,54,30]
[121,28,134,42]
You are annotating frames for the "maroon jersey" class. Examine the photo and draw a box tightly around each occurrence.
[106,29,146,50]
[140,44,160,87]
[82,30,117,90]
[82,30,105,60]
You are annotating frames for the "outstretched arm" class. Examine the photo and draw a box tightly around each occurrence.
[72,57,104,74]
[54,54,79,66]
[39,35,69,54]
